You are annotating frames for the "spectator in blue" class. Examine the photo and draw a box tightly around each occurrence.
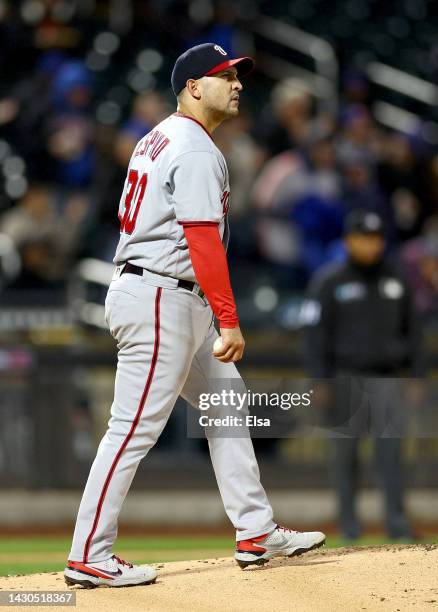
[46,60,95,189]
[186,2,239,59]
[291,136,344,276]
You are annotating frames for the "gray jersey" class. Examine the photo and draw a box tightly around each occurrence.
[114,113,230,282]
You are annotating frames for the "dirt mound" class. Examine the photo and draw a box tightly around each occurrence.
[1,545,437,611]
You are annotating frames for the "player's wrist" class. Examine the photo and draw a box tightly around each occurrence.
[219,319,240,329]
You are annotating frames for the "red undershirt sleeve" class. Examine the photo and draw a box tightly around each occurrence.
[182,223,239,328]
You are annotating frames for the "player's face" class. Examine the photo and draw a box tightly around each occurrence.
[346,233,385,265]
[200,68,243,118]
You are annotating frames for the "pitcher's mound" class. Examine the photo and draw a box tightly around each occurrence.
[1,545,437,611]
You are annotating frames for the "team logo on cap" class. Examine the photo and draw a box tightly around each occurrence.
[214,45,227,56]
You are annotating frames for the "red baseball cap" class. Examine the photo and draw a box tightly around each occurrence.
[171,43,255,96]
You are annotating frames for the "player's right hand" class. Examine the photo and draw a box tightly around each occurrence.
[215,327,245,362]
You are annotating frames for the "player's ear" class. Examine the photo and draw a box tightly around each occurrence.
[186,79,202,100]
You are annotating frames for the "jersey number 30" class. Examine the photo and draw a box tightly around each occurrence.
[119,170,148,234]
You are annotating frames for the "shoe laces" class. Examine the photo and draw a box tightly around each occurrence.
[276,524,298,534]
[113,555,133,568]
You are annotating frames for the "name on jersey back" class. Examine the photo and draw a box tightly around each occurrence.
[134,130,169,161]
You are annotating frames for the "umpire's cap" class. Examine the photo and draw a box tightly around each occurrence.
[344,210,385,235]
[171,43,254,96]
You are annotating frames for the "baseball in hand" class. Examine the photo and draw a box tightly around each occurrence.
[213,337,223,355]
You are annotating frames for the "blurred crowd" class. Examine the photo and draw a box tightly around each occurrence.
[244,75,438,321]
[0,0,437,321]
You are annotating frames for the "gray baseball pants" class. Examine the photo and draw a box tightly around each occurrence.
[69,270,275,562]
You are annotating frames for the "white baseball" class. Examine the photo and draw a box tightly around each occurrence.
[213,337,223,355]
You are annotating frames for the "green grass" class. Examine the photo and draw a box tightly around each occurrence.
[0,536,233,555]
[0,535,435,577]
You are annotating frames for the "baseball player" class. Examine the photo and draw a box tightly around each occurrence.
[64,43,325,589]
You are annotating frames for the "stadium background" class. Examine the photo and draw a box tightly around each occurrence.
[0,0,437,573]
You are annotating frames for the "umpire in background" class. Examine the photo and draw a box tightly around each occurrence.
[303,209,422,540]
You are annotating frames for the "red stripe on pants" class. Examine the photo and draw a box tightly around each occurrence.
[83,287,162,562]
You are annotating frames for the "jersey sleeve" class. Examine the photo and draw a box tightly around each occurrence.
[183,224,239,328]
[167,151,224,224]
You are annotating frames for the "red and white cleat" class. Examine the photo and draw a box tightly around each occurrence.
[235,525,326,568]
[64,555,157,588]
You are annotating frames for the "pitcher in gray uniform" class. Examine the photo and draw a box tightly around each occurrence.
[64,43,325,589]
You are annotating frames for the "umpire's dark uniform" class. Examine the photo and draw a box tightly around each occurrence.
[303,211,422,539]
